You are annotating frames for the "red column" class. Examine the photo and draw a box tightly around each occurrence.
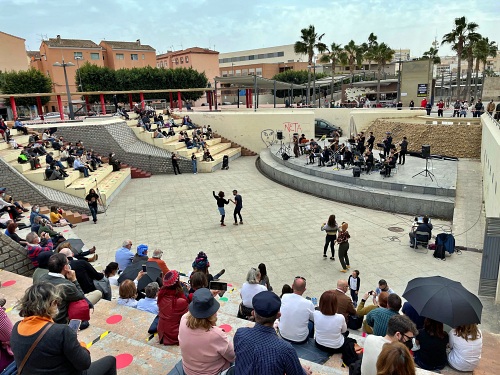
[128,94,134,110]
[56,95,64,120]
[36,97,44,121]
[140,92,145,109]
[177,91,182,110]
[207,91,212,111]
[245,89,249,108]
[100,94,106,115]
[85,96,91,113]
[249,89,253,107]
[169,92,174,109]
[9,96,17,119]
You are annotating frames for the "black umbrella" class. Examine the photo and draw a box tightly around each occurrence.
[402,276,482,327]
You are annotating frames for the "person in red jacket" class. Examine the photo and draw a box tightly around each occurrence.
[437,99,445,117]
[157,270,188,345]
[420,98,428,109]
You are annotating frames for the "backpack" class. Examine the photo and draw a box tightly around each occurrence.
[435,233,455,254]
[433,245,445,260]
[349,358,362,375]
[342,337,361,367]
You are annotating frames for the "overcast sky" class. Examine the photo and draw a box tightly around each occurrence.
[1,0,498,58]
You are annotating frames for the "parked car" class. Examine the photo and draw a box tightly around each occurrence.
[222,102,232,105]
[33,112,67,121]
[315,118,343,138]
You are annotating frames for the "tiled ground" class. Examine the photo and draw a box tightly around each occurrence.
[73,156,499,334]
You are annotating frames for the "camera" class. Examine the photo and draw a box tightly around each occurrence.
[368,290,374,295]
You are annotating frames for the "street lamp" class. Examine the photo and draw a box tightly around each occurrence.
[74,56,83,92]
[53,58,75,120]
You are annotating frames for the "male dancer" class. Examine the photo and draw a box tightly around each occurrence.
[232,190,243,225]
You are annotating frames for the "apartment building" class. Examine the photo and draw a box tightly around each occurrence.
[100,40,156,70]
[0,31,29,72]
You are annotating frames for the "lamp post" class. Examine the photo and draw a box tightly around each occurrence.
[74,56,83,92]
[307,65,311,106]
[53,58,75,120]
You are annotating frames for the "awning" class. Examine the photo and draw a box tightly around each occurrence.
[214,76,306,90]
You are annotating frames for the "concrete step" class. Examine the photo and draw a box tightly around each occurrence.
[65,165,115,198]
[198,147,242,173]
[95,168,131,205]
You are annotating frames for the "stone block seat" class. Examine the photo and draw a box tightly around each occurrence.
[1,269,490,375]
[0,130,131,207]
[125,120,241,173]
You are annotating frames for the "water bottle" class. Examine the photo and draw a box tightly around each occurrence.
[311,297,318,306]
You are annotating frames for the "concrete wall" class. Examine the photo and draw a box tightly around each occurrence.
[0,232,34,276]
[0,32,29,72]
[188,110,315,153]
[52,118,191,174]
[400,60,433,106]
[481,115,500,217]
[482,77,500,102]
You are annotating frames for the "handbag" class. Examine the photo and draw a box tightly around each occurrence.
[68,299,91,321]
[1,323,53,375]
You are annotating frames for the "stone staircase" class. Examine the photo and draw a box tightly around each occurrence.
[125,118,242,173]
[213,133,258,156]
[0,129,131,207]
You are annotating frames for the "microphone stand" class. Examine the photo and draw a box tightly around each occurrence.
[94,177,107,216]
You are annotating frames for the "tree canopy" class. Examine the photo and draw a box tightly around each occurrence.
[0,68,52,106]
[271,70,327,98]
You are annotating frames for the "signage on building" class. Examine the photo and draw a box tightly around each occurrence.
[417,83,428,97]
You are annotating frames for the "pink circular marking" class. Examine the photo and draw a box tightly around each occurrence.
[115,353,133,369]
[106,314,123,324]
[2,280,16,287]
[227,283,233,287]
[219,324,232,332]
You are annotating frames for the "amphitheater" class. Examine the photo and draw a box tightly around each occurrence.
[0,106,498,374]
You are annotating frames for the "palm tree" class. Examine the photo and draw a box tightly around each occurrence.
[319,42,344,101]
[294,25,327,65]
[361,33,378,73]
[342,40,363,84]
[463,31,482,101]
[442,16,479,100]
[369,43,395,104]
[474,37,498,97]
[422,47,441,64]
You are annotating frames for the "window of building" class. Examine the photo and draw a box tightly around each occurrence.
[249,68,255,75]
[256,68,262,76]
[74,51,83,59]
[142,54,145,60]
[116,53,124,60]
[278,52,284,57]
[180,57,184,63]
[131,54,139,60]
[235,69,241,76]
[90,53,100,60]
[258,54,265,59]
[175,58,179,65]
[221,71,228,77]
[249,55,255,60]
[185,56,189,63]
[242,69,248,75]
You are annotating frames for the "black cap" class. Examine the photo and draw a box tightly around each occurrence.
[252,291,281,318]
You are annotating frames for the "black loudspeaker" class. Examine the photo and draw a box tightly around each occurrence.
[422,144,430,158]
[282,153,290,161]
[353,167,361,177]
[277,131,283,140]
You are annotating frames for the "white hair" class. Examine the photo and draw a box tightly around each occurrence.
[122,239,131,247]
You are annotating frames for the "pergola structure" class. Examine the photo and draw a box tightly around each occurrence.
[214,76,306,111]
[0,88,214,121]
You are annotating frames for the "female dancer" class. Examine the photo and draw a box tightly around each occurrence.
[213,191,230,226]
[337,222,351,272]
[321,215,338,260]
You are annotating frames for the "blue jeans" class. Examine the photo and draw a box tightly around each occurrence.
[191,159,197,173]
[89,205,98,222]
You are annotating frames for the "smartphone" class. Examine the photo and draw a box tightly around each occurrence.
[209,281,228,291]
[68,319,82,332]
[142,265,147,273]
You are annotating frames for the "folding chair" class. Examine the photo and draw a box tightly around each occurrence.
[413,231,430,253]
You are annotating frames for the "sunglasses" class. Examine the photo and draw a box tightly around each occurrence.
[295,276,306,281]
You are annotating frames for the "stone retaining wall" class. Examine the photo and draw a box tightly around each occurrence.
[0,232,34,276]
[366,119,482,158]
[54,120,191,174]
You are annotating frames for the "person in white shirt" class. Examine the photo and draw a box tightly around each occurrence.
[238,268,267,320]
[278,276,315,343]
[361,314,417,375]
[447,323,482,372]
[314,290,347,353]
[137,282,160,315]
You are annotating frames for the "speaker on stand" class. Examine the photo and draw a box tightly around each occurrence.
[412,144,435,181]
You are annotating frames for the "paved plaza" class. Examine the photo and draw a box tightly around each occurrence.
[73,156,499,333]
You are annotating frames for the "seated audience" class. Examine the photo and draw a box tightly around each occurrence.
[49,206,75,228]
[402,301,425,330]
[108,153,121,172]
[37,253,87,324]
[10,283,116,374]
[366,293,402,336]
[238,268,267,320]
[232,291,312,375]
[117,279,139,308]
[191,251,225,283]
[332,279,357,323]
[115,239,134,271]
[278,276,314,343]
[375,279,395,294]
[280,284,293,298]
[447,323,482,372]
[409,216,433,246]
[0,308,14,372]
[413,318,449,371]
[158,270,189,345]
[258,263,273,291]
[4,222,27,246]
[13,117,28,135]
[361,315,417,375]
[133,244,149,263]
[314,290,347,354]
[376,342,416,375]
[37,218,65,244]
[148,249,169,275]
[95,262,119,300]
[73,156,91,177]
[188,271,209,302]
[357,291,389,334]
[137,282,160,314]
[179,288,235,375]
[0,194,22,221]
[25,232,54,267]
[31,252,52,283]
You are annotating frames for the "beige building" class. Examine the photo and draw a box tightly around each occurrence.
[100,40,156,70]
[156,47,219,86]
[219,44,306,68]
[0,31,29,72]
